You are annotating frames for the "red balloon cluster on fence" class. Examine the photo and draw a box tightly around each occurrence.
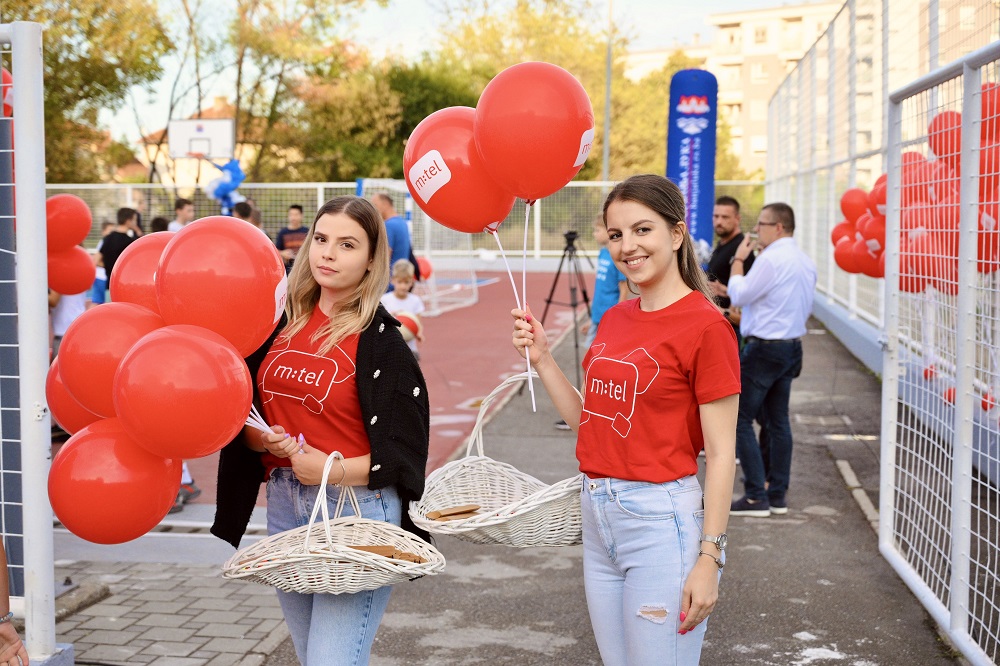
[47,216,285,544]
[831,85,1000,291]
[403,62,595,234]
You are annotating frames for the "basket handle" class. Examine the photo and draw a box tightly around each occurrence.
[464,371,538,458]
[301,451,362,553]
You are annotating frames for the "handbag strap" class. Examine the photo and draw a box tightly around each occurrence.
[301,451,362,552]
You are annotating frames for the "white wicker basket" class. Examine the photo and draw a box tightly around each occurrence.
[409,372,583,547]
[223,452,446,594]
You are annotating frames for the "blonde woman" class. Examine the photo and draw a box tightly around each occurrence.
[212,196,430,665]
[512,175,740,665]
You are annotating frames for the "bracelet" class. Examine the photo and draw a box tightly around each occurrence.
[732,257,745,264]
[331,459,347,486]
[698,551,724,570]
[0,611,13,624]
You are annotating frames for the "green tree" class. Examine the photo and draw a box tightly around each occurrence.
[0,0,172,183]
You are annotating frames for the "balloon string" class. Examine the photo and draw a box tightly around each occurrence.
[522,200,536,411]
[245,404,275,434]
[492,229,536,412]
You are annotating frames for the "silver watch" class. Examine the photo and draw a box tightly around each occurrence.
[701,533,728,551]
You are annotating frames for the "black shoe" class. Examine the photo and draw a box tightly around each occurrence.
[769,497,788,515]
[730,495,771,517]
[178,482,202,503]
[554,420,571,431]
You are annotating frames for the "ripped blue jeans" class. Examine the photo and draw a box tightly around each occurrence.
[581,474,712,666]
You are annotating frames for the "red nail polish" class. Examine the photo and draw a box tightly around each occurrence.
[679,629,688,635]
[526,314,532,322]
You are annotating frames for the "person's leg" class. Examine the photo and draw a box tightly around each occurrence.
[581,478,627,666]
[266,469,313,662]
[763,341,803,505]
[756,405,771,478]
[603,477,709,665]
[735,343,771,503]
[303,484,402,664]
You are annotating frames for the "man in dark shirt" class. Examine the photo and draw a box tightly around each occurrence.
[98,208,139,285]
[275,204,308,273]
[707,195,755,342]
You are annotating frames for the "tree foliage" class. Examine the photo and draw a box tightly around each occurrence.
[1,0,172,182]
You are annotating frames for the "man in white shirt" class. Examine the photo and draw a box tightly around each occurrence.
[727,202,817,517]
[168,198,195,232]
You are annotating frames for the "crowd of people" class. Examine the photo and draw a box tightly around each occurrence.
[41,178,819,664]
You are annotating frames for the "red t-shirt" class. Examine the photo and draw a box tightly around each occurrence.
[257,306,371,476]
[577,292,741,482]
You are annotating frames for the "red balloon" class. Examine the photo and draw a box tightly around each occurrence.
[982,83,1000,143]
[868,183,887,219]
[59,303,164,417]
[944,387,956,404]
[840,188,869,224]
[831,220,854,246]
[901,161,935,206]
[978,215,1000,273]
[48,418,181,544]
[48,246,96,295]
[902,151,927,167]
[874,173,888,189]
[834,237,860,273]
[855,212,873,238]
[46,194,93,252]
[46,358,101,434]
[474,62,595,201]
[109,231,175,315]
[851,239,881,278]
[416,255,433,280]
[403,107,516,234]
[860,216,886,246]
[901,203,937,233]
[157,217,287,357]
[115,326,252,459]
[928,160,958,204]
[934,193,960,232]
[983,392,996,411]
[929,111,962,162]
[1,68,10,117]
[980,140,1000,201]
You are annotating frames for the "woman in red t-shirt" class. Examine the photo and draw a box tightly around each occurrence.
[513,175,740,665]
[227,196,429,665]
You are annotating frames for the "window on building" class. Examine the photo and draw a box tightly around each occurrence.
[751,136,768,153]
[755,26,768,44]
[960,6,976,30]
[751,63,768,83]
[750,100,767,121]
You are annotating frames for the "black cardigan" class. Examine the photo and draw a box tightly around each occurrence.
[211,305,430,548]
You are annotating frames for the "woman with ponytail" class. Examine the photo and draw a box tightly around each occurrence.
[512,174,740,665]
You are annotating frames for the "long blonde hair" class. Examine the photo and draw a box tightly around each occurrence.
[603,174,716,308]
[281,196,390,355]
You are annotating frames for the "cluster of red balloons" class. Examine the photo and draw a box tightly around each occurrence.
[403,62,595,235]
[46,194,96,295]
[47,216,286,544]
[1,68,11,118]
[832,84,1000,294]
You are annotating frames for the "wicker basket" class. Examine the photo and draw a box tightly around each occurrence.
[223,452,446,594]
[409,372,583,547]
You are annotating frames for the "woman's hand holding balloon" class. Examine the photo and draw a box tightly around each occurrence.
[261,425,299,459]
[511,307,551,366]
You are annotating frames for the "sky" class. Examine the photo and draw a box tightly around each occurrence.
[104,0,834,144]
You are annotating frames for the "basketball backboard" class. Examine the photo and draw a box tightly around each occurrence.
[167,118,235,159]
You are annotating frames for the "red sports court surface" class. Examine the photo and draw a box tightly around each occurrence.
[186,271,582,507]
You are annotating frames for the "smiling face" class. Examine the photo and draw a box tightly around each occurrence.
[606,199,685,290]
[309,212,373,306]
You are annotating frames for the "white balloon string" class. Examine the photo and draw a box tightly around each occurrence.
[492,231,522,311]
[245,404,275,434]
[522,200,536,411]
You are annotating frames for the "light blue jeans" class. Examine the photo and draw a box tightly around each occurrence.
[266,467,401,665]
[581,474,713,666]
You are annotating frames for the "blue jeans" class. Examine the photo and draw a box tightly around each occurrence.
[581,475,714,666]
[266,467,401,665]
[736,339,803,502]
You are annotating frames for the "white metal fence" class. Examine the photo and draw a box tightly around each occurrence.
[767,1,1000,663]
[0,21,61,662]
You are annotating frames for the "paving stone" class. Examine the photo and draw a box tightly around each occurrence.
[78,643,141,661]
[204,653,242,666]
[133,601,188,614]
[145,641,200,657]
[76,628,140,646]
[192,610,247,624]
[196,623,251,639]
[135,613,192,628]
[246,606,284,620]
[190,597,242,611]
[199,637,260,653]
[134,590,186,602]
[137,626,200,642]
[77,615,139,631]
[188,588,235,599]
[238,656,265,666]
[77,602,134,616]
[251,619,281,634]
[147,657,209,666]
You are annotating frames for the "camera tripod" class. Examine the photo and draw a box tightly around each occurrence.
[539,230,594,387]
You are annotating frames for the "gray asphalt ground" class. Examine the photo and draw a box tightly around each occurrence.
[54,319,962,665]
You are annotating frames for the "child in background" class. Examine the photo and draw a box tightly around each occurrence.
[380,259,426,360]
[89,221,115,307]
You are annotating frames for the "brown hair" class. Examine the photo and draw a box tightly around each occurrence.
[281,196,390,354]
[603,174,716,307]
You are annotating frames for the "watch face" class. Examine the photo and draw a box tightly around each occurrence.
[718,533,728,550]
